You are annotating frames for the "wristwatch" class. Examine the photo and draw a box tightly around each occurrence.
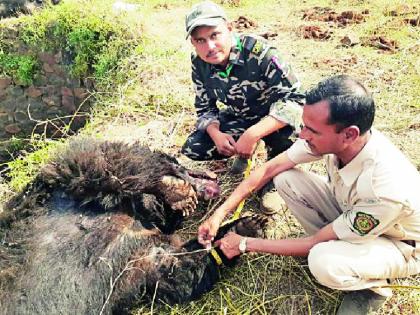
[239,237,248,254]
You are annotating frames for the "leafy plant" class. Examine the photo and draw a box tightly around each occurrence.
[0,53,38,85]
[16,1,140,82]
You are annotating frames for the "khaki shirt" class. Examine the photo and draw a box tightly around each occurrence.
[287,129,420,259]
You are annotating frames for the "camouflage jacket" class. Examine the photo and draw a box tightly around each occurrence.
[191,33,305,133]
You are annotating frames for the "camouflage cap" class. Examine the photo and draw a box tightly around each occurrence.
[185,1,227,39]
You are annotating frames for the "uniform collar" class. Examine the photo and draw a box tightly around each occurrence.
[336,129,377,187]
[228,34,245,66]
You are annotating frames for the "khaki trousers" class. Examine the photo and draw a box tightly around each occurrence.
[273,168,420,296]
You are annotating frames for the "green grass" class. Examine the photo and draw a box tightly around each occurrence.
[5,138,63,192]
[0,0,419,314]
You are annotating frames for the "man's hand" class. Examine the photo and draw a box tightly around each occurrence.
[198,213,224,249]
[206,124,236,157]
[214,232,242,259]
[212,132,237,157]
[235,132,258,158]
[234,116,288,158]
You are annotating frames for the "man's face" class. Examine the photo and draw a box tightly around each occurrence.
[300,100,344,155]
[190,22,233,67]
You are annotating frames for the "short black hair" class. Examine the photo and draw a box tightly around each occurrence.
[306,75,375,134]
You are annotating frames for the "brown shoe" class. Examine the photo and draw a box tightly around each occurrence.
[336,290,387,315]
[259,182,284,215]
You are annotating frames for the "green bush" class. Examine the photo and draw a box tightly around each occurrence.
[0,53,38,85]
[16,1,140,82]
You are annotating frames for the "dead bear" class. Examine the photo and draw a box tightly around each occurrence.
[0,139,269,314]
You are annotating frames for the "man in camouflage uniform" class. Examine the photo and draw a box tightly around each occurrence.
[181,1,304,170]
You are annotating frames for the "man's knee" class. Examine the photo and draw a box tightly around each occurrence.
[180,142,209,161]
[181,131,214,160]
[308,241,352,289]
[273,168,302,196]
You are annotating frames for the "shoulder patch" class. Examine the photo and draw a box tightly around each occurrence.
[252,41,264,56]
[271,55,286,72]
[352,212,379,236]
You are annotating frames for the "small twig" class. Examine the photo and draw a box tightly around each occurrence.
[150,280,159,315]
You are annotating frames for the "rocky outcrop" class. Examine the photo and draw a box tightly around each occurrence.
[0,24,93,162]
[0,0,60,19]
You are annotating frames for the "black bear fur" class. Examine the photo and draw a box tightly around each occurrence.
[0,139,268,314]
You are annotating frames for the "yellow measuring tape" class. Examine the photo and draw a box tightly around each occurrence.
[210,248,223,265]
[222,157,253,225]
[210,157,254,265]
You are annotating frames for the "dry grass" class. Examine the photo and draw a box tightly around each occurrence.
[83,0,420,314]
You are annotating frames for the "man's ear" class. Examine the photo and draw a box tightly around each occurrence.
[342,126,360,143]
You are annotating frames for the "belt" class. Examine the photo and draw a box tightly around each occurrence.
[402,240,416,247]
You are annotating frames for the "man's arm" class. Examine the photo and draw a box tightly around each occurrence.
[216,223,338,259]
[198,152,296,246]
[235,116,287,158]
[235,46,304,157]
[247,223,338,256]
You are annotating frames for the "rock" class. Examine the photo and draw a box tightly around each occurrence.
[74,88,88,100]
[33,74,48,86]
[26,86,43,98]
[38,52,56,65]
[0,89,7,101]
[42,63,55,73]
[61,87,73,97]
[0,77,12,90]
[5,123,21,134]
[0,0,61,18]
[48,74,66,86]
[62,95,76,113]
[42,95,60,107]
[340,34,360,47]
[2,99,17,112]
[6,86,24,97]
[13,95,28,111]
[14,111,28,123]
[0,112,9,124]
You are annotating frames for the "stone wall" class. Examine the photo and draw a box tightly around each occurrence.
[0,28,93,162]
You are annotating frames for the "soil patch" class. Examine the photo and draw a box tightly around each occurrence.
[362,36,399,52]
[302,7,367,27]
[233,15,257,30]
[299,25,332,40]
[259,31,278,40]
[405,16,419,27]
[313,54,358,71]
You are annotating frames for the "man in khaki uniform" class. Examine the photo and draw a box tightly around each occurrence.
[198,75,420,314]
